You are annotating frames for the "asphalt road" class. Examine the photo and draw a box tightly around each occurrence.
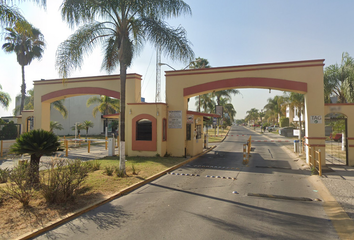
[35,126,339,240]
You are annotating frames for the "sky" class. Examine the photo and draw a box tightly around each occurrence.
[1,0,354,119]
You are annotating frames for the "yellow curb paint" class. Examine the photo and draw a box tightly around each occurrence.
[308,176,354,240]
[17,146,216,240]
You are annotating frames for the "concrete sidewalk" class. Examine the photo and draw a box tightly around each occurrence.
[247,126,354,222]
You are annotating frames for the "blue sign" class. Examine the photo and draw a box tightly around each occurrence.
[213,117,217,125]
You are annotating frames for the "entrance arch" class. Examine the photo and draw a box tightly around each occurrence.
[166,59,325,165]
[32,74,142,132]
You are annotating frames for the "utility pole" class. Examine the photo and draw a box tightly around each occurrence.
[155,47,161,102]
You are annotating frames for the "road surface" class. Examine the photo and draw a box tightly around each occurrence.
[35,126,339,240]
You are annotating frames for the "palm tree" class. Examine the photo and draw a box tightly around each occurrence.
[71,123,84,136]
[56,0,194,172]
[0,0,46,27]
[246,108,259,129]
[87,95,120,117]
[324,52,354,103]
[285,92,304,140]
[2,20,45,112]
[0,84,11,109]
[189,57,210,111]
[82,120,94,138]
[10,129,60,184]
[214,90,240,106]
[194,93,214,113]
[50,121,63,133]
[263,95,286,124]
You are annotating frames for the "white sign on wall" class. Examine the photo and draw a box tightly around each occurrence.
[168,111,182,128]
[310,115,322,124]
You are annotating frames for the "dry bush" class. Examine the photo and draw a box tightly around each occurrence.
[40,159,89,204]
[1,165,33,207]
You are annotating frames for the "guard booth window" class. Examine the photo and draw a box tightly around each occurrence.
[136,119,152,140]
[186,124,191,140]
[196,125,202,139]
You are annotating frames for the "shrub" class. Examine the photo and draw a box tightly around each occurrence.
[92,160,101,171]
[1,165,33,207]
[280,117,289,127]
[115,166,126,178]
[0,168,10,183]
[131,164,139,175]
[103,166,114,176]
[40,159,89,204]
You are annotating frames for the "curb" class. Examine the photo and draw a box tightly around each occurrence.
[17,146,216,240]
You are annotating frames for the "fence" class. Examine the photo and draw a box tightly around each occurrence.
[0,140,16,157]
[308,145,322,176]
[59,136,119,157]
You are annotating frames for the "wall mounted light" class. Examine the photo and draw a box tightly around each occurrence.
[129,109,132,114]
[269,88,271,93]
[157,111,159,116]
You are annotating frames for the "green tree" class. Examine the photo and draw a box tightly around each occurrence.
[195,93,214,113]
[86,95,120,117]
[189,57,210,111]
[82,120,94,138]
[324,52,354,103]
[56,0,194,172]
[2,20,45,112]
[263,95,286,124]
[50,121,63,133]
[10,129,60,184]
[285,92,304,139]
[245,108,259,129]
[71,123,84,136]
[0,0,46,27]
[0,84,11,109]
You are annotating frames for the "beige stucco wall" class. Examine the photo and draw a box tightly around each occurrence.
[126,103,167,157]
[166,60,326,164]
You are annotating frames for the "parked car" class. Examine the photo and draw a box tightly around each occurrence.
[268,125,276,132]
[330,133,342,142]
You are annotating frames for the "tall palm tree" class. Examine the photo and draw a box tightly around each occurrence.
[189,57,210,111]
[324,52,354,103]
[56,0,194,172]
[2,20,45,112]
[0,0,46,27]
[285,92,304,140]
[214,89,240,106]
[246,108,259,128]
[194,93,214,113]
[263,95,286,124]
[0,84,11,109]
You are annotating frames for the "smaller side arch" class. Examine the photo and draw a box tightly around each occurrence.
[132,114,157,151]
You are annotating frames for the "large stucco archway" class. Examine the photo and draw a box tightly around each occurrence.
[32,74,142,132]
[165,59,326,165]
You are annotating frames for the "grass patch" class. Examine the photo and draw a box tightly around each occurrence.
[0,155,186,239]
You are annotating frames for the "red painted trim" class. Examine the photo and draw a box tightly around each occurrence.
[183,78,307,97]
[349,145,354,148]
[41,87,120,102]
[304,137,326,140]
[128,103,167,106]
[325,103,354,106]
[187,111,220,118]
[165,60,325,76]
[34,74,142,85]
[132,114,157,151]
[347,138,354,140]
